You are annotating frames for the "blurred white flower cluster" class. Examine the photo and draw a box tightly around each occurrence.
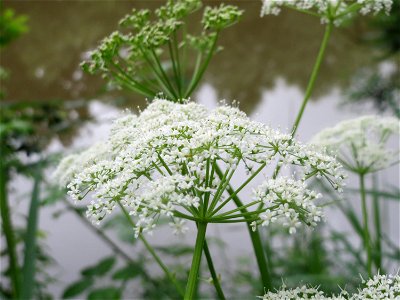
[54,99,345,237]
[312,115,399,174]
[260,0,393,25]
[257,273,400,299]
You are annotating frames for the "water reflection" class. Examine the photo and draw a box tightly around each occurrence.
[3,0,387,115]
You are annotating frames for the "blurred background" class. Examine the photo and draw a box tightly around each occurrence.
[1,0,399,299]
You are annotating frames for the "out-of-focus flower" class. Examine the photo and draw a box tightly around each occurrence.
[311,115,399,174]
[260,0,393,26]
[257,273,400,299]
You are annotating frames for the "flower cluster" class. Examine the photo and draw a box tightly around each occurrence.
[354,273,400,299]
[202,4,243,30]
[260,0,393,26]
[257,274,400,299]
[80,0,243,100]
[312,115,399,174]
[252,177,323,234]
[55,99,345,237]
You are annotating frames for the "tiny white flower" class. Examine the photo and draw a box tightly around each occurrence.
[169,219,189,235]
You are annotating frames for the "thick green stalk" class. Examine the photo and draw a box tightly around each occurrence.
[0,167,20,298]
[21,168,41,299]
[372,175,383,272]
[247,227,272,291]
[291,22,333,136]
[117,202,184,296]
[359,173,372,277]
[203,240,225,300]
[185,222,207,300]
[214,166,272,291]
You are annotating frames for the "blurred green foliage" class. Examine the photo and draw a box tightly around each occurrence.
[0,4,28,48]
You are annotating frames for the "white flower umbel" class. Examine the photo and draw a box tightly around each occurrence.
[313,115,398,278]
[257,273,400,299]
[260,0,393,26]
[312,115,400,175]
[354,273,400,300]
[252,177,323,234]
[56,99,345,236]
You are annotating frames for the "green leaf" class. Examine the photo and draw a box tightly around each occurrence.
[0,8,29,47]
[81,256,116,277]
[87,287,121,300]
[112,264,142,281]
[62,278,93,299]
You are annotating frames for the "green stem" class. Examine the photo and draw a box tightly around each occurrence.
[184,32,219,98]
[185,222,207,300]
[0,166,20,298]
[150,49,179,100]
[291,22,333,136]
[140,236,185,296]
[21,167,41,300]
[286,4,321,17]
[266,22,334,191]
[173,31,183,96]
[360,173,372,277]
[203,241,225,300]
[64,199,135,264]
[117,202,184,296]
[140,49,176,100]
[234,204,272,289]
[168,40,182,98]
[215,200,261,218]
[209,218,257,224]
[110,61,156,97]
[372,175,383,273]
[184,52,202,97]
[214,166,272,291]
[211,163,266,217]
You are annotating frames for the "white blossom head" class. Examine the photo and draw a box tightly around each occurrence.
[312,115,400,175]
[257,273,400,299]
[353,273,400,299]
[53,141,109,187]
[56,99,345,237]
[252,177,324,234]
[260,0,393,26]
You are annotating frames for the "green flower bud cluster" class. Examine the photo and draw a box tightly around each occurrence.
[202,4,243,30]
[81,0,243,101]
[156,0,202,20]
